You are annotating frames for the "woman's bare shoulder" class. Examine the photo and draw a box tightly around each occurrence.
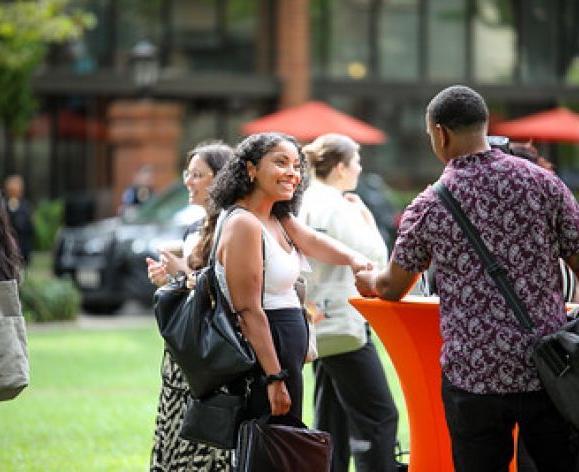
[222,209,262,239]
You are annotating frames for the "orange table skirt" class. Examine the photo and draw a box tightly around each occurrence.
[349,296,520,472]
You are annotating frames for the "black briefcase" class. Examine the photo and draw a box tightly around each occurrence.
[235,415,332,472]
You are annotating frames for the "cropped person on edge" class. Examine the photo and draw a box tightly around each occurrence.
[299,133,400,472]
[209,132,372,428]
[147,142,233,472]
[3,175,34,266]
[355,85,579,472]
[508,141,579,472]
[0,194,22,282]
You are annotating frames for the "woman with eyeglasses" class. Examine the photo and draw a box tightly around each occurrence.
[148,142,234,472]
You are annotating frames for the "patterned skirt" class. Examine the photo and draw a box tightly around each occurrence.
[150,351,232,471]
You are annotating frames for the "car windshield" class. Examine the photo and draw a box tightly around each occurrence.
[125,183,188,224]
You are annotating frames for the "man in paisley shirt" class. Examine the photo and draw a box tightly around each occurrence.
[355,85,579,472]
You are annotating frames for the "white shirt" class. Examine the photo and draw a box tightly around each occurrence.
[215,208,302,311]
[299,179,388,319]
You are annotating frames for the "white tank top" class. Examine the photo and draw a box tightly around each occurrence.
[214,209,302,311]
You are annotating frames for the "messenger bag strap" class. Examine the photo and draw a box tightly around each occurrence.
[432,181,535,331]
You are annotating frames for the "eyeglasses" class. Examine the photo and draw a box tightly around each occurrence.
[182,169,213,181]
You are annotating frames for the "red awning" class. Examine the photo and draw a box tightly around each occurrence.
[490,107,579,143]
[241,101,387,144]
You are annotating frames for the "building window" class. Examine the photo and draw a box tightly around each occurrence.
[473,0,516,83]
[378,0,419,80]
[165,0,259,74]
[519,0,558,84]
[310,0,329,76]
[327,0,372,79]
[71,0,264,75]
[116,0,163,68]
[428,0,467,80]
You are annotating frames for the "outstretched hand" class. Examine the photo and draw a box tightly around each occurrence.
[349,254,374,274]
[355,269,380,297]
[146,257,168,287]
[159,250,189,276]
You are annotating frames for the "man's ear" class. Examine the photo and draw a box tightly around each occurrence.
[437,124,450,149]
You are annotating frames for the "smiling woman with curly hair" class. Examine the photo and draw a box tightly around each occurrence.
[206,132,373,440]
[207,132,307,219]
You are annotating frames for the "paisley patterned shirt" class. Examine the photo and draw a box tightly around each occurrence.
[392,149,579,394]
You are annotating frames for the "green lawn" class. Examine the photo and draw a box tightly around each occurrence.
[0,324,409,471]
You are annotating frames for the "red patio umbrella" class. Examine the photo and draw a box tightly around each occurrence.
[490,107,579,143]
[241,101,387,144]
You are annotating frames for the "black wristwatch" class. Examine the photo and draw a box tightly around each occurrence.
[264,369,289,385]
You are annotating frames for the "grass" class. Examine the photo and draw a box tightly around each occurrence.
[0,323,409,471]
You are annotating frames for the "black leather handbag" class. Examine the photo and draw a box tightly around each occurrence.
[153,206,256,399]
[180,389,249,449]
[235,415,332,472]
[434,181,579,430]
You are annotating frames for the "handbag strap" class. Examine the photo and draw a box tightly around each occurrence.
[208,205,240,266]
[208,205,265,305]
[432,181,535,331]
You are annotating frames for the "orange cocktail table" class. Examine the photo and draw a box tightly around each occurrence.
[350,295,519,472]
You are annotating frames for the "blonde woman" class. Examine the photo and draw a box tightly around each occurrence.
[300,134,400,472]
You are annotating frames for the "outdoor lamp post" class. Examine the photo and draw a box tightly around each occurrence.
[131,39,159,96]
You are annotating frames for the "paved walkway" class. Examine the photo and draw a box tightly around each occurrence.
[27,301,154,332]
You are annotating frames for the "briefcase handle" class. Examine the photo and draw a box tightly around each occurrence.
[257,414,307,429]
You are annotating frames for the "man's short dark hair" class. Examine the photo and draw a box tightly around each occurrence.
[426,85,489,131]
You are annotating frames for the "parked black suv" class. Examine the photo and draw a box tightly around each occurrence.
[53,183,203,314]
[54,175,397,314]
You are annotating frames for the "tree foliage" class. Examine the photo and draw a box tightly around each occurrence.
[0,0,95,133]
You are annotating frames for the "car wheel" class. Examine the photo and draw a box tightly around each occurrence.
[81,301,123,315]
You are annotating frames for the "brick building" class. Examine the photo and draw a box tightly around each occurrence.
[2,0,579,215]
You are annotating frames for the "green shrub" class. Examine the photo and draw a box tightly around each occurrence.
[19,276,80,322]
[33,199,64,251]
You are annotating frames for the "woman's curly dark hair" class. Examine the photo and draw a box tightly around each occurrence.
[208,132,309,219]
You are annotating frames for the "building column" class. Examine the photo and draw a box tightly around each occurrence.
[277,0,311,108]
[107,100,183,211]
